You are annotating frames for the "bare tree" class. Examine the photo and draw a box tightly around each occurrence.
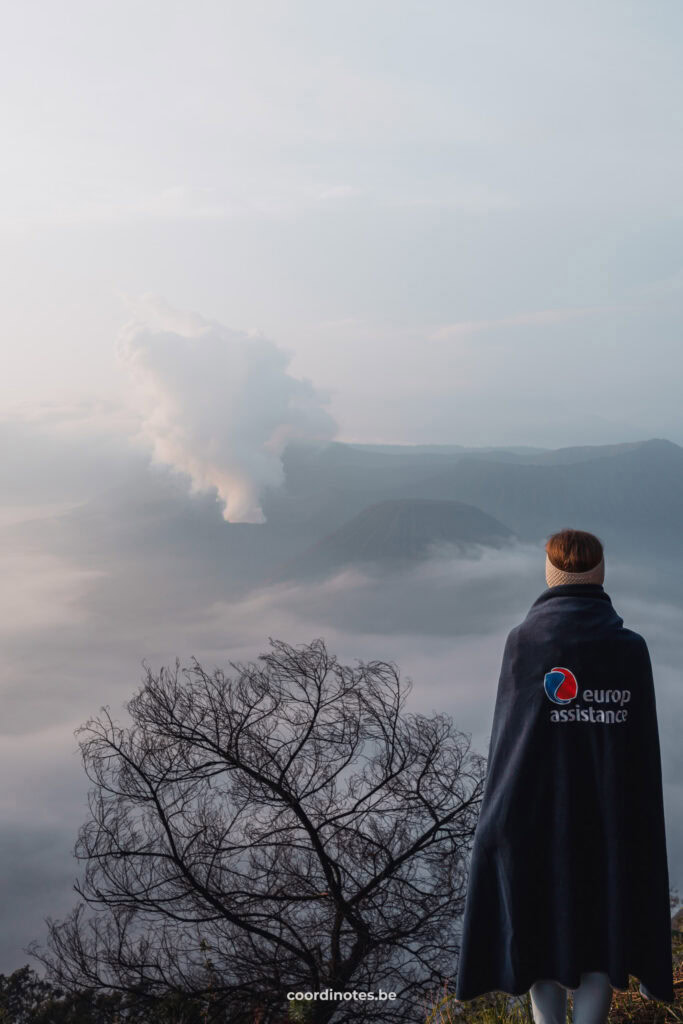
[31,637,486,1023]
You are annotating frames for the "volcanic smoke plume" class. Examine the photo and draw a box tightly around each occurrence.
[118,298,337,522]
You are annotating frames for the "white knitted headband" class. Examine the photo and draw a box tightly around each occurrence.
[545,553,605,587]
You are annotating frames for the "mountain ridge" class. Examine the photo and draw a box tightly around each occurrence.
[266,498,514,583]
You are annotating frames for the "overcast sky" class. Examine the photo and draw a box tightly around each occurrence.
[2,0,683,447]
[1,0,683,978]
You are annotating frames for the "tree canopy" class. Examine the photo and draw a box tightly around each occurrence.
[31,637,486,1023]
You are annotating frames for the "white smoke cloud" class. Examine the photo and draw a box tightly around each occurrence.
[118,297,337,522]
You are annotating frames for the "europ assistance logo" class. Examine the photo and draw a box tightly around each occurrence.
[543,667,578,704]
[542,666,630,724]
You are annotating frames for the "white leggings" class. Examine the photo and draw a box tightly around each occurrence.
[530,971,613,1024]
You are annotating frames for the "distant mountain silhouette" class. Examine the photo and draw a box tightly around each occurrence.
[21,437,683,595]
[505,441,656,465]
[395,439,683,545]
[261,441,550,530]
[267,498,513,582]
[263,438,683,556]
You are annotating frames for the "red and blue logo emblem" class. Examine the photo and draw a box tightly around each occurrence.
[544,667,578,704]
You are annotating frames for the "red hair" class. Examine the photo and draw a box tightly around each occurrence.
[545,529,603,572]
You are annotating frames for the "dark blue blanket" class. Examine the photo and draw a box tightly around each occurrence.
[454,583,674,1004]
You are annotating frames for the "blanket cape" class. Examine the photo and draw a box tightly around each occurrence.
[454,583,674,1004]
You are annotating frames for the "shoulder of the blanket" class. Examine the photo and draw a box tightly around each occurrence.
[619,626,649,654]
[503,622,523,646]
[512,605,648,647]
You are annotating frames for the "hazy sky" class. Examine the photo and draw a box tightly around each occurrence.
[2,0,683,447]
[1,0,683,979]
